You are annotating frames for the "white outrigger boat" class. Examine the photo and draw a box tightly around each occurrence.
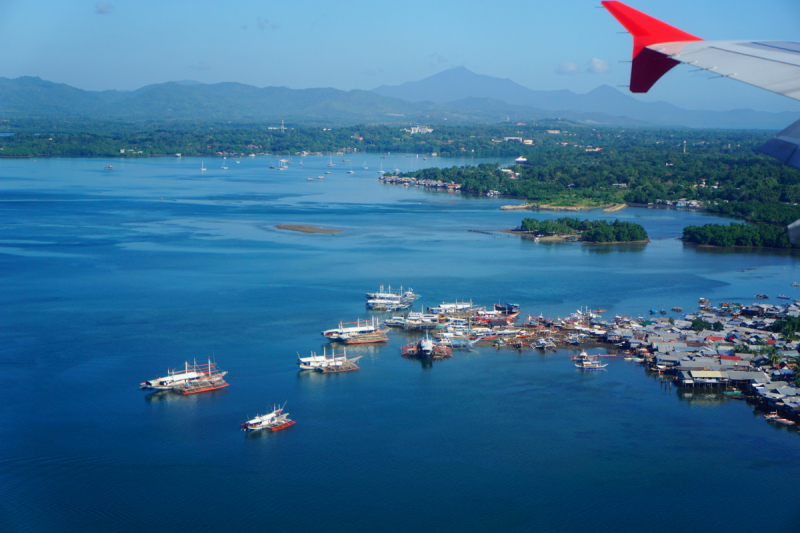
[366,285,420,311]
[365,284,418,301]
[140,359,229,395]
[322,317,380,340]
[574,351,608,370]
[427,300,475,314]
[241,404,295,432]
[297,346,362,370]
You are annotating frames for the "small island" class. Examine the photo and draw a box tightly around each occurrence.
[276,224,342,234]
[514,217,649,243]
[682,222,796,249]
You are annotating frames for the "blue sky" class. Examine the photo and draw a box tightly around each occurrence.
[2,0,800,112]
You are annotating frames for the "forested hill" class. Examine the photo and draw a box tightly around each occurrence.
[1,74,798,129]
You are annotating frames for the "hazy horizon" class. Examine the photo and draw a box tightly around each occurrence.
[2,0,800,113]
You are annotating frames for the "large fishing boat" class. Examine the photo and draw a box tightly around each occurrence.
[241,404,295,432]
[314,352,362,373]
[365,285,418,300]
[367,298,416,311]
[140,359,229,395]
[428,301,475,314]
[297,346,354,370]
[322,317,380,339]
[341,329,389,344]
[365,285,419,310]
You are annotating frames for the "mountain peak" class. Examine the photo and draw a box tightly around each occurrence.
[372,67,543,105]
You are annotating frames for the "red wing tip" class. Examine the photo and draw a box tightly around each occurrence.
[602,1,702,52]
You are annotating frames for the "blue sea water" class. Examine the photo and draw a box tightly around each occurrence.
[1,154,800,532]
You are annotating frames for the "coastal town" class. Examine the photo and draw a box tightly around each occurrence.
[320,286,800,427]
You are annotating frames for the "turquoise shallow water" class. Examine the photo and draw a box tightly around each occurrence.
[1,155,800,532]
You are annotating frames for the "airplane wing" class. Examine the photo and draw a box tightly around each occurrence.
[602,1,800,100]
[603,1,800,242]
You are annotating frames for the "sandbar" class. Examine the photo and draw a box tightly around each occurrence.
[276,224,342,234]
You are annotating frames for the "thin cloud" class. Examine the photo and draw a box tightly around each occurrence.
[95,2,112,15]
[428,53,449,67]
[588,57,610,74]
[556,62,579,75]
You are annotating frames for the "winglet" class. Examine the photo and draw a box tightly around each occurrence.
[602,1,703,92]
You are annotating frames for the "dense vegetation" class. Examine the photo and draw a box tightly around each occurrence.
[682,222,796,248]
[706,201,800,226]
[518,217,648,243]
[392,126,800,232]
[519,217,594,234]
[0,121,586,158]
[583,220,649,243]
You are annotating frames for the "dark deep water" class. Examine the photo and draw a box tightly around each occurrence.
[1,155,799,532]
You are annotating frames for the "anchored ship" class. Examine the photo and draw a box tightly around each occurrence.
[140,359,229,395]
[322,317,380,340]
[241,404,295,432]
[401,333,453,360]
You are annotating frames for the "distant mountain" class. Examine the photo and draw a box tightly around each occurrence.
[373,67,800,129]
[0,76,647,126]
[0,73,795,129]
[0,77,438,124]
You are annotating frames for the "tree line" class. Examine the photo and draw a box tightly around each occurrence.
[682,222,796,248]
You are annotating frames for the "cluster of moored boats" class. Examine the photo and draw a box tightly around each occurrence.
[139,285,617,433]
